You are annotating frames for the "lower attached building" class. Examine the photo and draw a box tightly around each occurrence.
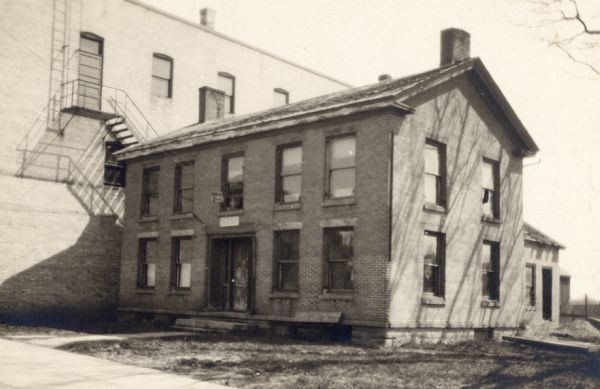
[116,30,551,343]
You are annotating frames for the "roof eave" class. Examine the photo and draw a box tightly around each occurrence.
[117,99,413,161]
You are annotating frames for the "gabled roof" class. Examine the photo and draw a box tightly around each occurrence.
[118,57,539,160]
[524,222,566,249]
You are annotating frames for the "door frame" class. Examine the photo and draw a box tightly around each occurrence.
[205,233,256,314]
[542,267,553,321]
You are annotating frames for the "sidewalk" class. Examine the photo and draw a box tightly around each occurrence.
[0,338,228,388]
[6,331,194,348]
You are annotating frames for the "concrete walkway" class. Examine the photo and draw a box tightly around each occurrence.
[0,338,228,388]
[6,331,194,348]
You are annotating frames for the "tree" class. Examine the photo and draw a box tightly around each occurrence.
[528,0,600,75]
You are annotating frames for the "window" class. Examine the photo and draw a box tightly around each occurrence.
[273,88,289,107]
[482,159,499,218]
[276,144,302,203]
[526,264,536,306]
[323,227,354,291]
[273,230,300,291]
[80,33,103,55]
[173,162,194,214]
[217,72,235,114]
[222,155,244,210]
[171,237,192,288]
[423,231,445,297]
[326,135,356,198]
[152,54,173,98]
[141,167,159,217]
[424,140,446,206]
[137,239,157,288]
[482,241,500,301]
[104,142,125,187]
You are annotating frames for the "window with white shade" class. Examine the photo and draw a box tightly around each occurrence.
[326,135,356,198]
[138,239,156,288]
[276,144,302,203]
[424,140,446,206]
[152,54,173,98]
[171,237,192,288]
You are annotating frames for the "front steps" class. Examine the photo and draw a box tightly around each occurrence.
[173,317,259,333]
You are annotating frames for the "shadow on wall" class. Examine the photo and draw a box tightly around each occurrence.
[0,215,122,327]
[388,77,525,343]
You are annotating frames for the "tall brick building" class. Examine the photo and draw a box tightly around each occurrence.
[0,0,347,323]
[116,29,562,342]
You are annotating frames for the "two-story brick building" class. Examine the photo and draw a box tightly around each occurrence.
[116,29,548,342]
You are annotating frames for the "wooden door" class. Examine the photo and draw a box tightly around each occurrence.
[209,237,252,312]
[231,238,251,312]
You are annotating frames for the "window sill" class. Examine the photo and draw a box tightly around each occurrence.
[322,197,356,208]
[421,295,446,306]
[481,215,502,225]
[423,203,447,214]
[319,291,354,301]
[220,209,244,216]
[171,213,194,220]
[274,202,301,212]
[135,288,155,295]
[168,289,191,296]
[139,216,158,223]
[270,291,299,300]
[481,299,500,308]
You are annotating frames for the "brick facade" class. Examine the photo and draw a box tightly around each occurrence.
[119,112,392,325]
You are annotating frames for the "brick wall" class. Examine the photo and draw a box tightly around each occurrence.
[389,75,526,331]
[0,175,121,324]
[119,112,394,324]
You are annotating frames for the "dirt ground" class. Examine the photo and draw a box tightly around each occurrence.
[62,333,600,388]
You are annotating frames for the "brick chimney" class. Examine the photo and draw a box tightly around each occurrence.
[199,86,225,123]
[440,28,470,66]
[200,8,215,30]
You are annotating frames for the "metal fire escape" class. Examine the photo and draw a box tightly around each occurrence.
[47,0,71,133]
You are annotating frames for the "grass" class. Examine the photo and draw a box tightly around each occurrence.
[62,332,600,388]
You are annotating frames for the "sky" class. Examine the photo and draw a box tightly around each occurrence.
[142,0,600,300]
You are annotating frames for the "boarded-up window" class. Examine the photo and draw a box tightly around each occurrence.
[152,54,173,97]
[482,159,499,218]
[138,239,156,288]
[327,135,356,198]
[324,228,354,291]
[273,230,300,291]
[141,167,159,217]
[273,88,289,107]
[482,241,500,301]
[174,161,194,214]
[423,231,445,297]
[171,237,192,288]
[276,144,302,203]
[218,72,235,114]
[222,155,244,210]
[526,264,536,306]
[424,140,446,206]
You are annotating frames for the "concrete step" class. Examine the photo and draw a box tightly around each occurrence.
[173,317,258,333]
